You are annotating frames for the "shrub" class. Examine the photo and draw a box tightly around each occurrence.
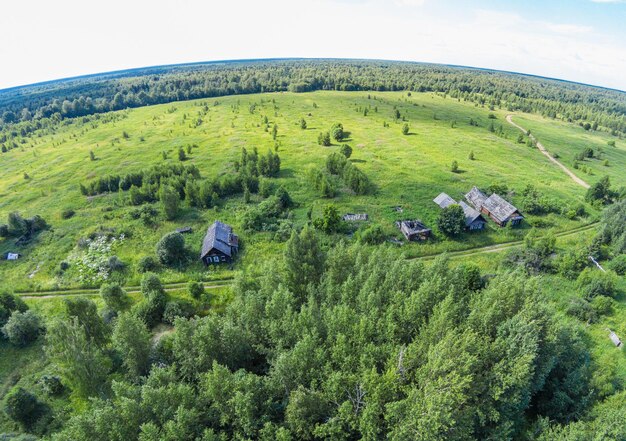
[275,186,293,208]
[607,255,626,275]
[330,123,344,141]
[38,375,64,396]
[159,185,180,220]
[188,281,205,299]
[156,232,186,266]
[137,255,159,273]
[576,268,617,299]
[313,205,341,234]
[4,387,43,428]
[61,209,75,219]
[402,123,409,135]
[107,255,126,272]
[163,301,195,324]
[133,291,166,328]
[437,205,466,236]
[258,178,275,198]
[0,224,8,237]
[591,295,613,316]
[100,283,130,311]
[339,144,352,158]
[318,131,331,146]
[357,225,386,245]
[59,261,70,271]
[2,310,42,347]
[0,291,28,328]
[141,272,164,296]
[565,297,597,323]
[556,247,588,280]
[450,160,459,173]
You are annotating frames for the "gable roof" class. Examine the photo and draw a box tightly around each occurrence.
[465,186,488,210]
[459,201,486,226]
[482,193,521,223]
[201,221,238,258]
[433,192,456,209]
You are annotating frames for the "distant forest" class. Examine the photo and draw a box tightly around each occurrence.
[1,59,625,136]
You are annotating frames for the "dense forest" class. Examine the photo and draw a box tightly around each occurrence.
[1,59,625,141]
[3,200,625,440]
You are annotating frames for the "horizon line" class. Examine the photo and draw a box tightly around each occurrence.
[1,57,624,95]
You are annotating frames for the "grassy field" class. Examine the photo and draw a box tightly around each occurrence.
[0,91,621,292]
[514,113,626,187]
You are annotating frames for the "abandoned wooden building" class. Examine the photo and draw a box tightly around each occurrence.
[464,186,524,227]
[395,220,431,241]
[433,192,487,231]
[342,213,368,222]
[200,221,239,265]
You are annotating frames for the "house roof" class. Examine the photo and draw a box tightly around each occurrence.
[465,186,488,210]
[201,221,238,258]
[433,192,456,209]
[482,193,521,223]
[459,201,486,226]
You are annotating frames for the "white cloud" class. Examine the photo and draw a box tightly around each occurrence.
[544,23,593,35]
[0,0,624,91]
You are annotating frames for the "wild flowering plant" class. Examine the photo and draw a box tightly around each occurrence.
[68,234,125,284]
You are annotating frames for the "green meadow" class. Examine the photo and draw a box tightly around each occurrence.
[0,91,618,292]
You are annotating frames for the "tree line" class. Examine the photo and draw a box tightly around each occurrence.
[2,59,625,147]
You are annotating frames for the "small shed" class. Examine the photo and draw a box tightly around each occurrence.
[200,221,239,265]
[609,331,622,348]
[176,227,193,234]
[342,213,368,222]
[396,220,431,241]
[5,253,21,261]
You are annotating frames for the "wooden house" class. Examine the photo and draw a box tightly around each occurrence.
[433,192,487,231]
[396,220,431,241]
[465,186,523,227]
[200,221,239,265]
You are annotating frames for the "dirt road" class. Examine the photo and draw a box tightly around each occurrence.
[506,115,590,189]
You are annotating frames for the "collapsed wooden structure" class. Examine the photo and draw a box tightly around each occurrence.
[342,213,369,222]
[465,186,523,227]
[433,192,487,231]
[395,220,431,241]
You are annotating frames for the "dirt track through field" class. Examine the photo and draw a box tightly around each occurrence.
[415,222,597,261]
[17,223,598,299]
[506,115,590,189]
[17,282,231,299]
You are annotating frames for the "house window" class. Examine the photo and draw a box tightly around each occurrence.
[221,256,226,262]
[213,256,220,263]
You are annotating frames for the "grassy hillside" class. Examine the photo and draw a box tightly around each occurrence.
[1,91,617,291]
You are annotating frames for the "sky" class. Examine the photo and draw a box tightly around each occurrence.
[1,0,626,91]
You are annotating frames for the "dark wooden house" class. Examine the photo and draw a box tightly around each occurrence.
[200,221,239,265]
[433,192,487,231]
[396,220,431,241]
[465,186,523,227]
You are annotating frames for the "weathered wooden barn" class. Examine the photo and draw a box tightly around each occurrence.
[200,221,239,265]
[395,220,431,241]
[433,192,487,231]
[464,186,523,227]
